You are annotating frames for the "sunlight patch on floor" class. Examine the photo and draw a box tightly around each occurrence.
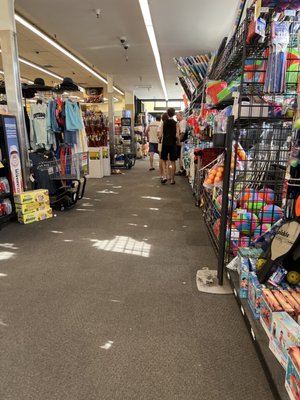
[90,236,151,258]
[0,243,18,250]
[100,340,114,350]
[141,196,162,201]
[0,251,15,261]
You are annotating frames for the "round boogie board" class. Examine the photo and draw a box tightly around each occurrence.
[257,220,300,284]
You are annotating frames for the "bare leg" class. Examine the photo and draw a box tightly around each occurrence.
[159,158,163,178]
[170,161,176,183]
[149,152,154,169]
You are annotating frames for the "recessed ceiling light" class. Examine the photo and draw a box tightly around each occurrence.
[15,13,124,96]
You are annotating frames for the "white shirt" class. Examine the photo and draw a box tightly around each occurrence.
[179,119,187,134]
[148,120,161,143]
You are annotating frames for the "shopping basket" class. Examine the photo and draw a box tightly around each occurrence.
[37,152,89,209]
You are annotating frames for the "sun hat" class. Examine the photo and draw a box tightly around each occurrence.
[54,77,79,92]
[28,77,53,91]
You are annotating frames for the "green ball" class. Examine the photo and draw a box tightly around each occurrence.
[287,271,300,285]
[291,159,298,168]
[295,118,300,129]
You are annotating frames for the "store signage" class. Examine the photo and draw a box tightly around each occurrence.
[2,116,24,194]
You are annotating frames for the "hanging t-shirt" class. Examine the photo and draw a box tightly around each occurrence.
[29,103,48,149]
[65,101,83,131]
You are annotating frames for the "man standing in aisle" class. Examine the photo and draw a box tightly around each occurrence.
[145,115,161,171]
[176,111,187,175]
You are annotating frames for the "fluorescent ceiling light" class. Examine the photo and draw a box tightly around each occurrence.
[0,67,34,84]
[139,0,168,101]
[19,57,63,81]
[15,14,124,96]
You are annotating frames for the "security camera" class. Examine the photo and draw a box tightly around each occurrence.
[175,82,178,85]
[120,36,127,44]
[96,8,101,18]
[123,44,129,50]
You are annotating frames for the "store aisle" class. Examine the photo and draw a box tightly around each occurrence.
[0,160,273,400]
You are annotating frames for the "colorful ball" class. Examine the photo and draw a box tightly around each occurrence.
[246,194,266,215]
[232,209,259,236]
[215,194,237,213]
[287,271,300,285]
[258,205,283,225]
[252,224,271,241]
[259,188,275,204]
[238,188,256,207]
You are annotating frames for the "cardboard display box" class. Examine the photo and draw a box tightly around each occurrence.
[16,200,50,215]
[260,289,283,338]
[14,189,49,205]
[269,312,300,370]
[248,272,263,319]
[285,346,300,400]
[18,208,53,224]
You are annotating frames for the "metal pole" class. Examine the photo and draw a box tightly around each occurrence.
[217,116,234,285]
[107,75,115,163]
[0,0,30,189]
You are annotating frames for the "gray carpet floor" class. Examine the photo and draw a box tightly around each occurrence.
[0,159,274,400]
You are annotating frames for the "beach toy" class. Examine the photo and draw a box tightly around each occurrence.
[245,193,266,214]
[238,188,256,207]
[232,209,260,236]
[215,194,237,213]
[259,188,275,204]
[258,204,283,224]
[252,224,271,241]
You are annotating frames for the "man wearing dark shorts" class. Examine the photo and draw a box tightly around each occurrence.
[145,115,161,171]
[160,108,179,184]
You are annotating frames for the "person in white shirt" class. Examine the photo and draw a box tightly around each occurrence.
[176,111,187,175]
[145,115,161,171]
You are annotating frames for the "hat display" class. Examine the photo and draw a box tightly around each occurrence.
[22,84,37,99]
[28,77,53,91]
[54,77,79,92]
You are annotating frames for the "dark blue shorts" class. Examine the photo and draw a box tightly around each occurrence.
[149,142,159,154]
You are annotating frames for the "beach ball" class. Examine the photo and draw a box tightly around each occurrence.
[232,209,259,236]
[215,194,237,213]
[259,188,275,204]
[259,205,283,225]
[252,224,271,241]
[239,188,256,207]
[245,194,266,215]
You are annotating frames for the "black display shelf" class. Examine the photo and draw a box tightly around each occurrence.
[0,212,16,229]
[0,192,10,199]
[227,270,289,400]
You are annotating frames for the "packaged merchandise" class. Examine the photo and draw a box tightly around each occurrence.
[285,346,300,400]
[16,200,50,215]
[14,189,49,205]
[272,291,296,319]
[248,272,263,319]
[0,177,10,194]
[260,289,283,337]
[18,208,53,224]
[0,199,12,216]
[239,258,250,299]
[269,312,300,369]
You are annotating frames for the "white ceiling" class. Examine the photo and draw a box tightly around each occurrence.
[7,0,240,100]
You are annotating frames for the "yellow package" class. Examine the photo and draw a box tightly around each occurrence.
[14,189,49,205]
[18,208,53,224]
[16,200,50,215]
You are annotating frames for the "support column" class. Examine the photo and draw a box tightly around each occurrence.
[107,75,115,160]
[0,0,30,189]
[125,90,135,124]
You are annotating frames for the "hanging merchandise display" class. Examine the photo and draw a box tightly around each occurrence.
[26,77,89,210]
[176,2,300,398]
